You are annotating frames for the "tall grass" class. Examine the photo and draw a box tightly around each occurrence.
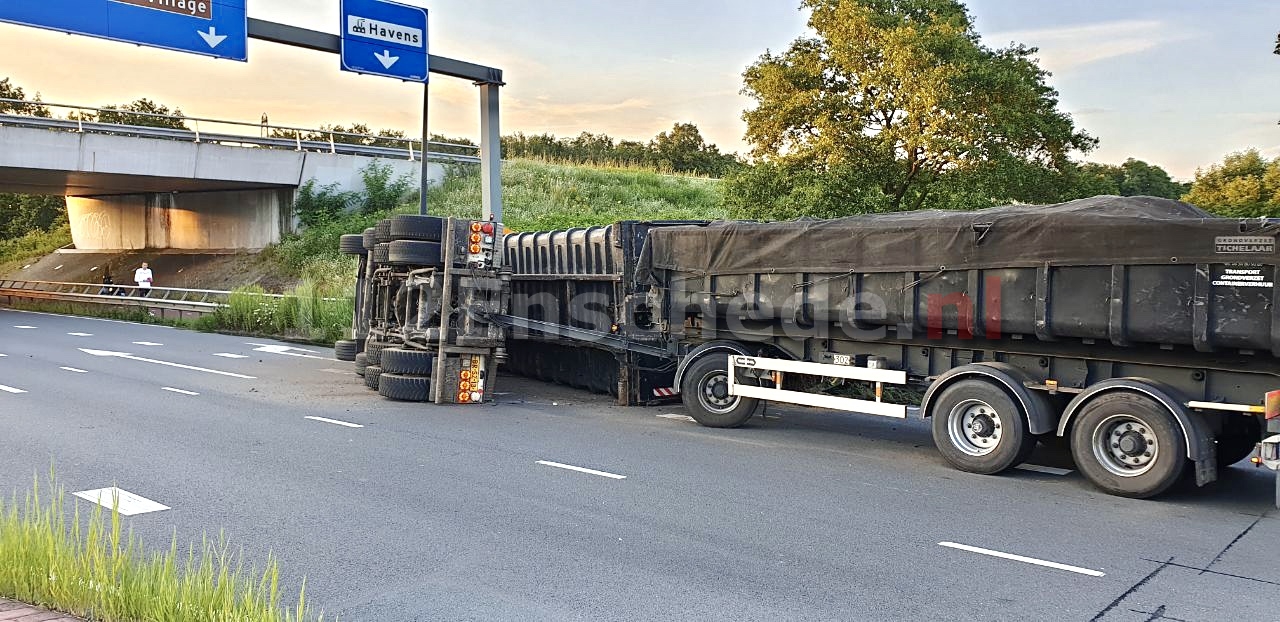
[199,281,352,343]
[0,224,72,273]
[0,473,319,621]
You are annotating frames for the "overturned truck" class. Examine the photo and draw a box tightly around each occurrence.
[501,197,1280,503]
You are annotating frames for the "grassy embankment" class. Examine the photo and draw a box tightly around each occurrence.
[0,474,319,621]
[0,224,71,275]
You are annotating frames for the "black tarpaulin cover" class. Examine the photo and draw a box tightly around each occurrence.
[638,196,1279,278]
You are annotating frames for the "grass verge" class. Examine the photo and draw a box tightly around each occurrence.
[193,281,353,344]
[0,225,72,275]
[0,472,319,622]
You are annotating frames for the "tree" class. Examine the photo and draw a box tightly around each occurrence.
[1066,158,1186,199]
[734,0,1095,217]
[78,98,189,130]
[1182,149,1280,217]
[0,77,51,117]
[650,122,740,176]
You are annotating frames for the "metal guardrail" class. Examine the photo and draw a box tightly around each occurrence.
[0,98,481,164]
[0,279,349,320]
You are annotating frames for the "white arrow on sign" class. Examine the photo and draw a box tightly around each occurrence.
[79,349,255,379]
[198,27,227,49]
[374,49,400,69]
[248,343,333,361]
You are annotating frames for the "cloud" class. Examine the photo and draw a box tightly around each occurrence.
[986,20,1198,72]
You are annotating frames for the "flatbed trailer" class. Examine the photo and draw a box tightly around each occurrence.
[501,197,1280,505]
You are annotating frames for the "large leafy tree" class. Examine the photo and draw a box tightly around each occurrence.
[1070,159,1187,200]
[732,0,1095,218]
[1182,149,1280,217]
[0,77,51,117]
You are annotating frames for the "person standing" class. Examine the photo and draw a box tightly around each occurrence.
[133,262,154,297]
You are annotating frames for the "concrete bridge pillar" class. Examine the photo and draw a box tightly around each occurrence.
[66,188,293,251]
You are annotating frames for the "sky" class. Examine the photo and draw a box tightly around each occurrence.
[0,0,1277,180]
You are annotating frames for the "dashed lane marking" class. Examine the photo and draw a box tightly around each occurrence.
[12,326,36,329]
[1016,464,1074,476]
[536,460,627,480]
[305,416,364,428]
[133,341,164,347]
[59,367,88,374]
[162,387,199,396]
[213,353,249,359]
[0,353,7,357]
[72,487,170,516]
[0,384,27,394]
[939,542,1105,577]
[657,413,697,423]
[319,368,355,375]
[79,349,256,379]
[67,332,93,337]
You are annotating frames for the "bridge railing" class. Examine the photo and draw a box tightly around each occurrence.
[0,279,351,320]
[0,98,480,164]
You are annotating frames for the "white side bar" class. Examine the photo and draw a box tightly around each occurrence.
[1186,400,1265,414]
[731,356,907,384]
[732,384,908,418]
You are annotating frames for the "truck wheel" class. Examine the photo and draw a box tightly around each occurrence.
[931,379,1034,474]
[1070,392,1187,498]
[362,227,378,251]
[389,215,445,242]
[387,240,443,266]
[334,339,359,361]
[339,234,365,255]
[354,353,368,377]
[381,348,435,376]
[1215,415,1262,468]
[372,243,391,264]
[375,219,394,244]
[364,366,383,390]
[364,341,391,366]
[378,373,432,402]
[680,353,758,428]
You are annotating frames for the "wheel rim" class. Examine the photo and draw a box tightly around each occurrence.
[1091,414,1159,477]
[697,370,739,414]
[947,398,1003,457]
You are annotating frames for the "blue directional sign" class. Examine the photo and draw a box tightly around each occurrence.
[0,0,247,61]
[340,0,428,83]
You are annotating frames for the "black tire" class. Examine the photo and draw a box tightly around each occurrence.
[375,219,393,243]
[363,227,378,251]
[339,234,365,255]
[390,215,445,242]
[364,341,391,366]
[1070,392,1187,499]
[381,348,436,376]
[354,353,368,377]
[1215,415,1263,468]
[379,373,432,402]
[364,366,383,390]
[930,379,1035,475]
[387,240,443,266]
[372,243,391,264]
[679,352,758,428]
[334,339,359,361]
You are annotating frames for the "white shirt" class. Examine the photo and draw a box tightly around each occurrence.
[134,268,154,289]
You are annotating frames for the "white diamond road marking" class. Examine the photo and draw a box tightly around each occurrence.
[12,326,36,329]
[1016,464,1074,476]
[72,487,170,516]
[67,332,93,337]
[938,542,1105,577]
[536,460,627,480]
[162,387,199,396]
[657,413,697,423]
[133,341,164,347]
[59,367,88,374]
[0,384,26,394]
[305,416,363,428]
[213,353,248,359]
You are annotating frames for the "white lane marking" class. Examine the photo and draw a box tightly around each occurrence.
[0,384,27,394]
[0,353,7,357]
[3,308,173,329]
[133,341,164,347]
[162,387,200,396]
[305,416,364,428]
[249,343,334,361]
[13,326,36,329]
[60,367,89,374]
[657,413,697,423]
[1016,464,1074,476]
[938,542,1105,577]
[79,349,256,379]
[72,487,170,516]
[536,460,627,480]
[67,332,93,337]
[213,353,249,359]
[319,368,355,375]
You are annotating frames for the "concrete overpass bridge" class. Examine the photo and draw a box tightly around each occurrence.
[0,101,477,250]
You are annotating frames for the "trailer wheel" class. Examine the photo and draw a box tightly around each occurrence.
[354,353,368,377]
[1070,392,1187,498]
[378,373,432,402]
[334,339,359,362]
[931,379,1034,474]
[381,348,435,376]
[680,353,758,428]
[362,227,378,251]
[389,215,445,242]
[364,366,383,391]
[387,240,443,267]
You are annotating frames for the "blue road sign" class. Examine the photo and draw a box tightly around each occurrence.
[0,0,247,61]
[340,0,428,83]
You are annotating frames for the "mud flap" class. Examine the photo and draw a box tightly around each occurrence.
[1188,410,1218,487]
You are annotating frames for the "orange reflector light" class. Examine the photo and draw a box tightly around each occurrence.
[458,392,470,403]
[481,223,494,234]
[469,244,482,254]
[1267,390,1280,419]
[460,370,472,381]
[459,381,470,391]
[470,233,482,243]
[470,222,482,232]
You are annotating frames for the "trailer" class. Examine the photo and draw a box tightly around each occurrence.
[500,197,1280,504]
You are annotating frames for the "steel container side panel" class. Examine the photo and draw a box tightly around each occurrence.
[1048,266,1111,340]
[1210,263,1274,350]
[988,268,1037,337]
[1125,265,1195,345]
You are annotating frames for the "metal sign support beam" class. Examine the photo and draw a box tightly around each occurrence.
[246,18,504,220]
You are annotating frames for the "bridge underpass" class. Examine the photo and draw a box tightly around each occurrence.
[0,107,469,251]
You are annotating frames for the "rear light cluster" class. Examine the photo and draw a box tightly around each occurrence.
[1266,390,1280,420]
[456,357,484,403]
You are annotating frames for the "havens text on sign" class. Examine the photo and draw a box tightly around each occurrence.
[339,0,429,82]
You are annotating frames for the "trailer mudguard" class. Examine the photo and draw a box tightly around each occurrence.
[920,363,1057,435]
[1056,378,1215,470]
[673,341,763,394]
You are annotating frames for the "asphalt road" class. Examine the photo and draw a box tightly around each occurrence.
[0,307,1276,621]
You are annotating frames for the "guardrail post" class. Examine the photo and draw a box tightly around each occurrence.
[194,120,201,143]
[329,132,336,154]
